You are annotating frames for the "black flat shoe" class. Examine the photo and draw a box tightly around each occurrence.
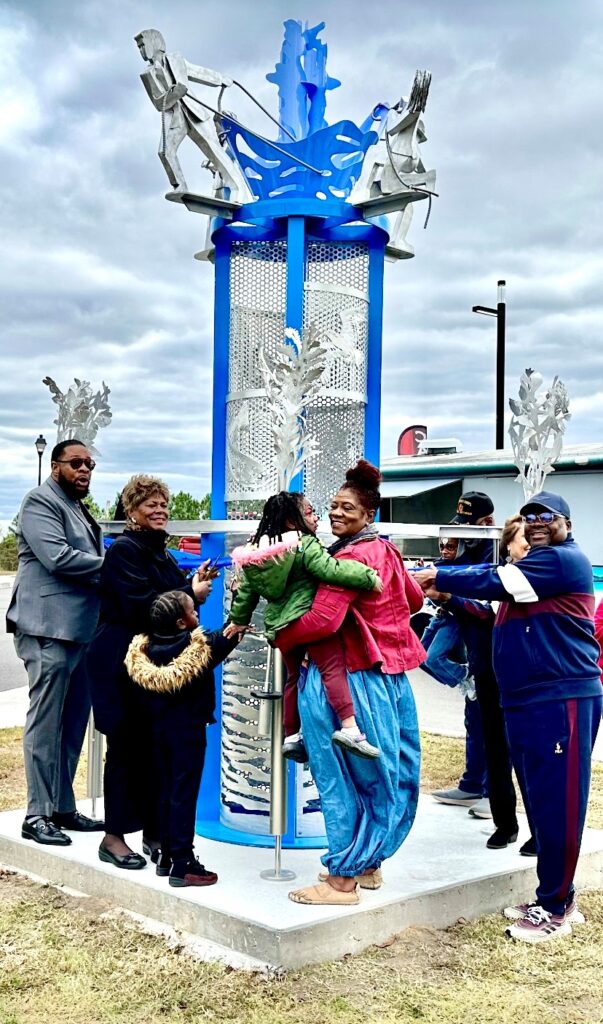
[22,817,72,846]
[98,843,146,870]
[52,811,105,832]
[487,828,519,850]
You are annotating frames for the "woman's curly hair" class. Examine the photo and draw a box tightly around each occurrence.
[341,459,382,512]
[121,474,170,517]
[500,513,524,562]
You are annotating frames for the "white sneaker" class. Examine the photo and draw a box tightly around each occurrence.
[505,904,572,944]
[468,797,492,819]
[504,898,585,925]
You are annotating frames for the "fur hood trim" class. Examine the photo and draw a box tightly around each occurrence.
[231,530,301,569]
[125,627,212,694]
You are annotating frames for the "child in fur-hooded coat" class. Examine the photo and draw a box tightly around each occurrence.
[125,590,240,885]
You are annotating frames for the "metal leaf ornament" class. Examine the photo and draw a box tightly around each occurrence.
[42,377,112,455]
[259,325,328,490]
[508,368,571,501]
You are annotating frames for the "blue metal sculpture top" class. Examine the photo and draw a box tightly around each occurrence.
[136,20,436,248]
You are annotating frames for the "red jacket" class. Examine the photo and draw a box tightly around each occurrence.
[277,537,426,675]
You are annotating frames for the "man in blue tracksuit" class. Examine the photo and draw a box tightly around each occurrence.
[415,491,602,944]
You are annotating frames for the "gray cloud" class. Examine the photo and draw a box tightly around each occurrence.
[1,0,602,515]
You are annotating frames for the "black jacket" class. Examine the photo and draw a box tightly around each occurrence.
[126,627,238,726]
[87,530,195,734]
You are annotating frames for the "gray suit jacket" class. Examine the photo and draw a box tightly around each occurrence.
[6,477,104,643]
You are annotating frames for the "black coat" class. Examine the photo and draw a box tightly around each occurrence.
[87,530,195,735]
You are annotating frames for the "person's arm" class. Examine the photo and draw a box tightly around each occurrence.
[434,546,568,604]
[19,492,103,580]
[204,628,241,669]
[275,584,356,652]
[443,594,495,625]
[302,537,378,590]
[404,564,426,613]
[228,572,261,625]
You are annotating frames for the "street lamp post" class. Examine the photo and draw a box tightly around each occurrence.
[35,434,47,486]
[472,279,506,450]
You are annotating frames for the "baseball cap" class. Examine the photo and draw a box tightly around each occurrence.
[519,490,571,519]
[450,491,494,524]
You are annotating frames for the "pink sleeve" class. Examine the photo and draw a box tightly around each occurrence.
[275,585,356,652]
[404,568,425,614]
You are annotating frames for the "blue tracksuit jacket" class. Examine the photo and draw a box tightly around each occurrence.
[435,537,602,708]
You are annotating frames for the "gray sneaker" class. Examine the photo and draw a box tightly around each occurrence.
[332,730,380,759]
[431,787,481,806]
[468,797,492,819]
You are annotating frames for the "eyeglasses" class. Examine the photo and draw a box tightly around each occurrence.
[55,458,96,471]
[521,512,565,525]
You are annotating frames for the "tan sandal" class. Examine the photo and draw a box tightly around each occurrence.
[288,881,360,905]
[318,867,383,890]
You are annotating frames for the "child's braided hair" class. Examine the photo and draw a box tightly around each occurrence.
[252,492,312,544]
[149,590,190,635]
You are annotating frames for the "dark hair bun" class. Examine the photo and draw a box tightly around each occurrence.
[345,459,382,491]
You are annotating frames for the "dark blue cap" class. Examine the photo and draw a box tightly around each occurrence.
[520,490,571,519]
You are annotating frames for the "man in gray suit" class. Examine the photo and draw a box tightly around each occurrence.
[7,439,105,845]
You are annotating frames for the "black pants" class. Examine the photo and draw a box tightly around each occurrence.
[103,713,161,840]
[152,710,207,864]
[474,670,518,834]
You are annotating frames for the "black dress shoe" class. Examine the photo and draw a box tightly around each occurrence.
[520,836,538,857]
[51,810,105,832]
[487,828,519,850]
[22,817,72,846]
[98,842,147,870]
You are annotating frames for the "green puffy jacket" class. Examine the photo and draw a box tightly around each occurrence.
[229,533,377,641]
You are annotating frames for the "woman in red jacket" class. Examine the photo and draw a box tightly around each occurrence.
[282,460,426,906]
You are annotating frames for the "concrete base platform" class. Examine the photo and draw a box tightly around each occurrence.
[1,797,602,969]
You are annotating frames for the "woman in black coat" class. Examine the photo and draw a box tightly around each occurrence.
[87,474,212,869]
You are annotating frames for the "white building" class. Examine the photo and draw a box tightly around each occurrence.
[380,443,603,565]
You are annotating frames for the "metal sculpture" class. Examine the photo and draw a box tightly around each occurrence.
[42,377,112,454]
[137,20,435,848]
[509,368,571,501]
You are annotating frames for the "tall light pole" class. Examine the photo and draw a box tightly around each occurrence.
[472,279,506,450]
[34,434,47,485]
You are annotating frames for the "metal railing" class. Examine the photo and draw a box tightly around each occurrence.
[89,521,501,872]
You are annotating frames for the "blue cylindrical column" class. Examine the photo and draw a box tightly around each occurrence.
[196,203,389,847]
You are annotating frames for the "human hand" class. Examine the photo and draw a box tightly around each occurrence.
[192,577,212,603]
[372,574,384,594]
[425,588,451,602]
[223,622,253,639]
[413,568,438,591]
[196,559,220,581]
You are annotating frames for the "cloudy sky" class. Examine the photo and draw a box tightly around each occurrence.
[1,0,602,518]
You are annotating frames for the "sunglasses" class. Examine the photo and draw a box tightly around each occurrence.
[521,512,565,524]
[55,458,96,471]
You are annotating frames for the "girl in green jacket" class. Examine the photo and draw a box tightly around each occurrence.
[225,492,382,762]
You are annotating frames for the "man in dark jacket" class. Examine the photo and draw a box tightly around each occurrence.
[416,491,602,944]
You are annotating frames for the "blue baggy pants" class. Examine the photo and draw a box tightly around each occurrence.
[298,665,421,878]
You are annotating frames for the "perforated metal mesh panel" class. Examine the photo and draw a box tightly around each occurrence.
[226,241,287,503]
[303,241,369,512]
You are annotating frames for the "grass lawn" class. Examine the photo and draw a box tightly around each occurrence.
[0,727,602,1024]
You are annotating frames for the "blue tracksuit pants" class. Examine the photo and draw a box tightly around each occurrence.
[504,694,602,915]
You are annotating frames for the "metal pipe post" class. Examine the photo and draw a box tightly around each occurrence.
[496,279,506,450]
[86,714,104,818]
[260,650,296,880]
